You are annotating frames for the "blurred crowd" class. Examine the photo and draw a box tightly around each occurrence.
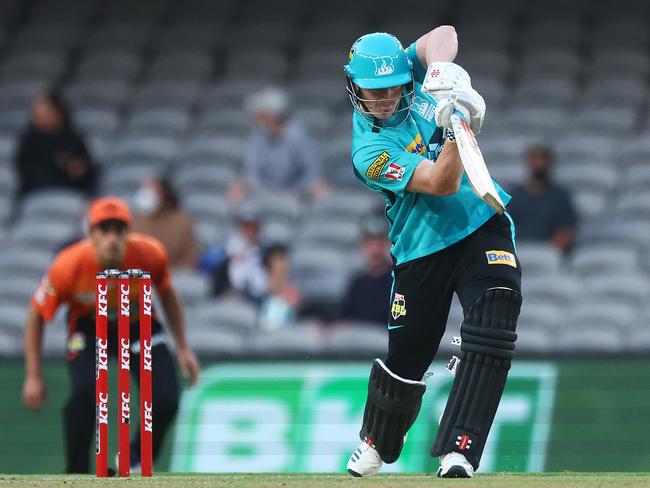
[10,85,579,332]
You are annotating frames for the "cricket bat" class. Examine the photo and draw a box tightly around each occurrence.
[450,113,505,215]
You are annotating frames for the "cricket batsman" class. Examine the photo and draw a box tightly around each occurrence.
[344,27,522,478]
[21,197,201,474]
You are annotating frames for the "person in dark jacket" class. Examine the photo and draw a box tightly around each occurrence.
[14,92,98,198]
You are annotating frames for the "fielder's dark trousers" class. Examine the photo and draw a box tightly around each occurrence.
[385,212,522,380]
[63,323,179,474]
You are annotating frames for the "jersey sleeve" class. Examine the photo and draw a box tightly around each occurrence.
[353,140,425,198]
[405,42,427,84]
[31,255,71,322]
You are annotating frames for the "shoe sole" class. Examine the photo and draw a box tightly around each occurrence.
[437,465,472,478]
[348,468,362,477]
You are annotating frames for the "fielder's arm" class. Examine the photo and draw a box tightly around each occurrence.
[415,25,458,66]
[406,141,462,196]
[158,285,201,385]
[23,305,48,410]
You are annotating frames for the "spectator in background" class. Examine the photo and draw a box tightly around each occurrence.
[339,217,393,325]
[14,92,97,198]
[211,204,267,302]
[131,177,199,270]
[259,244,302,330]
[508,145,578,253]
[228,86,329,202]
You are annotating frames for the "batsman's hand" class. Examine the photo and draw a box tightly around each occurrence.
[434,87,486,135]
[177,346,201,386]
[23,375,47,411]
[422,62,471,95]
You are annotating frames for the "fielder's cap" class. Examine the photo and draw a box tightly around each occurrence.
[87,196,132,227]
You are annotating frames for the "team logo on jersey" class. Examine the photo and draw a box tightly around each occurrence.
[366,151,390,180]
[384,163,405,181]
[391,293,407,320]
[413,96,436,122]
[485,250,517,268]
[372,56,395,76]
[405,134,426,155]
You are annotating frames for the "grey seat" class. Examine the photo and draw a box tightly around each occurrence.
[154,21,224,52]
[85,22,154,52]
[75,52,141,80]
[557,326,623,354]
[171,270,211,305]
[0,109,30,133]
[571,245,638,276]
[1,51,66,80]
[0,302,28,333]
[580,78,646,107]
[512,77,577,106]
[195,109,252,135]
[20,189,87,221]
[65,79,132,108]
[520,19,582,49]
[100,165,161,197]
[517,302,563,330]
[248,324,322,355]
[226,49,288,80]
[183,193,230,222]
[108,135,179,161]
[621,159,650,187]
[456,49,511,78]
[520,50,582,78]
[614,193,650,219]
[229,20,295,49]
[147,52,213,81]
[74,107,120,135]
[0,79,49,110]
[579,274,649,307]
[180,135,246,164]
[0,248,53,279]
[0,278,38,303]
[324,323,388,355]
[555,164,617,193]
[515,324,555,355]
[567,302,638,331]
[10,221,77,250]
[186,327,246,356]
[309,191,381,219]
[125,108,192,135]
[174,165,236,195]
[515,243,562,275]
[293,107,333,136]
[129,80,205,109]
[522,274,579,308]
[297,220,362,249]
[192,298,258,333]
[250,192,301,223]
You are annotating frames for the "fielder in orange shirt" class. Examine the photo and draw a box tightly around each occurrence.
[22,196,201,474]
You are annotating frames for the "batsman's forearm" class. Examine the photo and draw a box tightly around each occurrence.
[24,307,45,378]
[159,287,189,350]
[417,26,458,65]
[430,142,463,195]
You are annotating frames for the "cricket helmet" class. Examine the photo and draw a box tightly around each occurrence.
[344,32,414,127]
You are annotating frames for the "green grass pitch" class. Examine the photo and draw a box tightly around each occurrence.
[1,473,650,487]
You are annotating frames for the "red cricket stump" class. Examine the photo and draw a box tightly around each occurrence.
[117,272,131,477]
[140,273,153,477]
[95,272,109,477]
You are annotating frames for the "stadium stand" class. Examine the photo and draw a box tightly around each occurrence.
[1,0,649,357]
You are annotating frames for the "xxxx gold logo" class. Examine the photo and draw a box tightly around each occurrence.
[366,152,390,180]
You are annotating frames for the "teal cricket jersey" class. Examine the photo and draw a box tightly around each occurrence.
[351,42,511,265]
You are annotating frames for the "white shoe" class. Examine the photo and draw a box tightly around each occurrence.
[347,441,383,477]
[437,451,474,478]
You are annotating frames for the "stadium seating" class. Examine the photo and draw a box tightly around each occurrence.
[1,0,650,358]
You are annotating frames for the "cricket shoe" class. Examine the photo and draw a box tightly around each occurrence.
[347,440,383,477]
[437,451,474,478]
